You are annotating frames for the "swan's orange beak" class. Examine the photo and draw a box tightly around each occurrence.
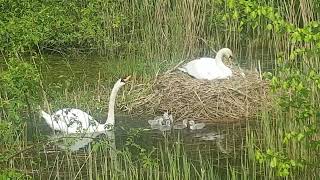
[122,75,131,82]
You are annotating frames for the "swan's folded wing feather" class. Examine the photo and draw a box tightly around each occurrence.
[180,58,229,80]
[53,109,96,132]
[182,59,209,79]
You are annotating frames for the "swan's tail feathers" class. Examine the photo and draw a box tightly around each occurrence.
[178,67,187,73]
[41,110,51,120]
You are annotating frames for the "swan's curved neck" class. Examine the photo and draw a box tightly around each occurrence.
[215,51,225,65]
[105,81,123,125]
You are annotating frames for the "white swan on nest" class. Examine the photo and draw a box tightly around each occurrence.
[178,48,233,80]
[41,76,131,134]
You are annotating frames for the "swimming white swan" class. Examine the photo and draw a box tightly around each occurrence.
[41,76,131,134]
[178,48,233,80]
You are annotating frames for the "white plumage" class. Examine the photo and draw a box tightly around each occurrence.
[41,76,131,134]
[178,48,233,80]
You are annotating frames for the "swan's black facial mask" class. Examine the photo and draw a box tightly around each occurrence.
[228,55,233,62]
[223,54,233,64]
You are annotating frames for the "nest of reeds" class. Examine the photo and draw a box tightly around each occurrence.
[124,67,269,123]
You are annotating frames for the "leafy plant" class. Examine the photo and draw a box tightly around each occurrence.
[0,58,42,164]
[256,149,303,177]
[0,58,41,124]
[124,128,159,168]
[0,169,31,180]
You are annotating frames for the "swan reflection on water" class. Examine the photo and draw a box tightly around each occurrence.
[45,114,226,155]
[49,131,115,152]
[47,130,119,167]
[47,126,228,155]
[193,131,228,154]
[193,132,224,141]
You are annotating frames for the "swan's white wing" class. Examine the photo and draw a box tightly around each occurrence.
[178,67,187,72]
[181,58,221,80]
[215,63,232,79]
[179,59,208,79]
[52,108,97,133]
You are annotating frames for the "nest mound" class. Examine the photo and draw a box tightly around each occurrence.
[125,68,269,123]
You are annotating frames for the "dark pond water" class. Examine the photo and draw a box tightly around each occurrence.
[25,113,247,179]
[0,54,251,151]
[30,54,249,155]
[32,114,244,154]
[1,53,266,178]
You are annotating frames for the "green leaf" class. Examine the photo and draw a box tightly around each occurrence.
[297,133,304,141]
[270,157,277,167]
